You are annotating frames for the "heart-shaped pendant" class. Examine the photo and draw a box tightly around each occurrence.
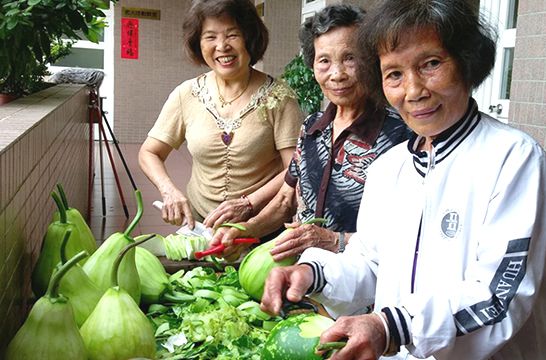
[221,131,233,146]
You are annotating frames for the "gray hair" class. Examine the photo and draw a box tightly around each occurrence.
[299,4,366,68]
[360,0,497,103]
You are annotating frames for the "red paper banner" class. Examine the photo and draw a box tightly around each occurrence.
[121,18,139,59]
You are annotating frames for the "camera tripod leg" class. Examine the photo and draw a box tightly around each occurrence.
[98,120,130,219]
[87,108,94,220]
[98,119,106,216]
[100,101,137,191]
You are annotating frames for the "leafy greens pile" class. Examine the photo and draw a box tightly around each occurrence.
[147,266,279,359]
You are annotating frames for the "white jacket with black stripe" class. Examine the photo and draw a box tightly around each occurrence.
[300,101,546,360]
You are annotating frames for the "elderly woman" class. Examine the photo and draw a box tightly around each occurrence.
[211,4,409,262]
[139,0,302,230]
[260,1,546,359]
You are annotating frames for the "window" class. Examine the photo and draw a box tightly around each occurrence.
[53,48,104,69]
[506,0,519,29]
[500,48,514,100]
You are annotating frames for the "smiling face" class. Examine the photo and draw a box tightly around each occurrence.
[200,14,251,81]
[313,26,365,109]
[379,27,470,148]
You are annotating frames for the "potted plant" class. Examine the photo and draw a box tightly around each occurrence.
[282,53,323,115]
[0,0,117,103]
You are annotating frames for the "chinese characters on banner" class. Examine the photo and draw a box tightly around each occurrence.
[121,18,139,59]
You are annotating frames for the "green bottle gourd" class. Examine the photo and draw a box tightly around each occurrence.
[82,190,144,303]
[238,228,297,301]
[58,229,102,327]
[80,236,157,360]
[135,242,195,305]
[53,183,97,255]
[238,218,326,301]
[31,191,87,297]
[6,251,88,360]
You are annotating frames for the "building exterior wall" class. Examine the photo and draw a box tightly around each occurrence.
[259,0,302,77]
[0,84,89,356]
[509,0,546,148]
[113,0,202,144]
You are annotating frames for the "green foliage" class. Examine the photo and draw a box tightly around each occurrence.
[0,0,116,96]
[282,53,323,115]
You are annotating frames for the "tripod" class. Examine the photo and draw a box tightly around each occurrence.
[87,87,136,219]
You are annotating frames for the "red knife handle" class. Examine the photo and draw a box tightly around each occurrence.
[194,238,259,259]
[232,238,259,245]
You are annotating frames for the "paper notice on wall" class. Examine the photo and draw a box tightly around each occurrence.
[121,18,139,59]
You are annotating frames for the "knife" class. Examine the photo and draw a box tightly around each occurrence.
[152,200,213,240]
[194,237,259,259]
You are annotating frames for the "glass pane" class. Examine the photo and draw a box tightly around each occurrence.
[500,48,514,99]
[62,29,104,42]
[53,48,104,69]
[506,0,519,29]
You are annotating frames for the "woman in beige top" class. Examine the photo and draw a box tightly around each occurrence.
[139,0,302,230]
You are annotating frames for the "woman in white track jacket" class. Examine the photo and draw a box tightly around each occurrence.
[260,1,546,359]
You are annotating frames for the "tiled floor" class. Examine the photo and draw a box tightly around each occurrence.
[88,141,192,242]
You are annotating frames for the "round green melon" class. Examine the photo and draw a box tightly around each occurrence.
[238,230,296,301]
[262,313,334,360]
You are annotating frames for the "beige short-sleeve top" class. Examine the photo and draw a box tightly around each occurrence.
[148,73,303,219]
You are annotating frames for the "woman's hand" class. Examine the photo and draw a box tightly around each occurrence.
[208,225,249,262]
[317,314,386,360]
[269,222,338,262]
[160,187,194,228]
[260,264,314,315]
[203,198,252,229]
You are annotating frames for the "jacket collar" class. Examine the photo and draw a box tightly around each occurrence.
[408,98,481,177]
[307,100,386,145]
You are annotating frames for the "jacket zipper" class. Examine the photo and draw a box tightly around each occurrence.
[411,145,436,293]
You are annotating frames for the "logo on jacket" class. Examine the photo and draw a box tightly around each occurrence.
[441,211,460,238]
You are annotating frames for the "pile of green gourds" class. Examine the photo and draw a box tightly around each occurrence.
[8,185,158,360]
[7,185,327,359]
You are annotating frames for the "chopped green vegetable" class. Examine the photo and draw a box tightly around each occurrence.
[163,234,211,261]
[147,266,281,359]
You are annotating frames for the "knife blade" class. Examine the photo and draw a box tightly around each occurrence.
[152,200,213,240]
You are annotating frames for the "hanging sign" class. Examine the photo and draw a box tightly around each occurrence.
[121,18,139,59]
[122,7,161,20]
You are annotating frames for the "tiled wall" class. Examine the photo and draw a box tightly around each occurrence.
[261,0,302,78]
[509,0,546,148]
[114,0,202,145]
[0,84,89,356]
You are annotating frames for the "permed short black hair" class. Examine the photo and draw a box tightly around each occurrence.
[182,0,269,66]
[360,0,497,102]
[299,4,366,68]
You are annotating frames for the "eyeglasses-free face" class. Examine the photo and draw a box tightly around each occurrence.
[200,14,251,82]
[379,27,471,150]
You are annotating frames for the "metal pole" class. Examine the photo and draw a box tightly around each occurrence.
[99,97,138,191]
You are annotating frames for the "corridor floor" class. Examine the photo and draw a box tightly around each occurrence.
[88,142,192,242]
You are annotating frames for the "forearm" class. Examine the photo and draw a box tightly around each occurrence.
[244,169,286,214]
[245,146,296,216]
[245,183,296,238]
[139,151,178,194]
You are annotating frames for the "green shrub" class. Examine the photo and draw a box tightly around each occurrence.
[0,0,116,96]
[282,54,323,115]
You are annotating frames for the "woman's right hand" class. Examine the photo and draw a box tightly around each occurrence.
[160,187,194,228]
[209,225,248,262]
[260,264,314,316]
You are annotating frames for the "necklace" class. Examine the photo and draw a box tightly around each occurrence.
[215,70,252,108]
